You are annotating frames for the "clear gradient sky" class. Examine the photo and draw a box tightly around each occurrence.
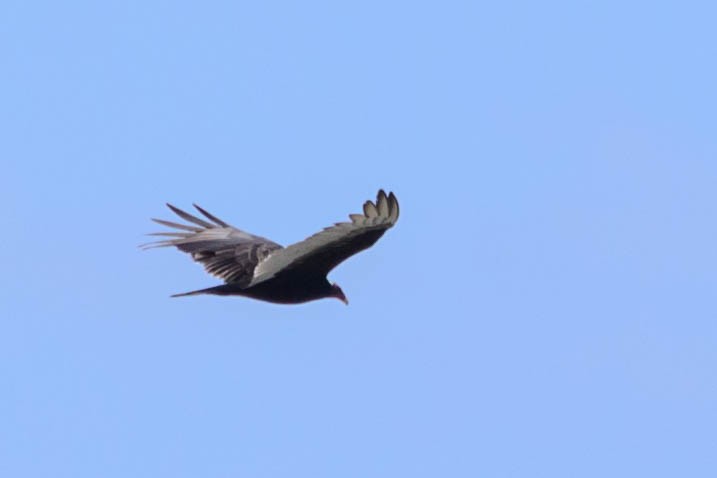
[2,1,716,477]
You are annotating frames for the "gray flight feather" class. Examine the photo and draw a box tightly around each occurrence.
[142,204,282,287]
[250,190,399,286]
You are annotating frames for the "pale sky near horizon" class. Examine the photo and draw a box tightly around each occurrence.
[2,1,717,476]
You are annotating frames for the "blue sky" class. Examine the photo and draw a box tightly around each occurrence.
[2,1,716,476]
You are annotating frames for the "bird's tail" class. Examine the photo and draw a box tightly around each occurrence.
[171,284,239,298]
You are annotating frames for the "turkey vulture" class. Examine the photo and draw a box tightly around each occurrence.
[142,190,399,305]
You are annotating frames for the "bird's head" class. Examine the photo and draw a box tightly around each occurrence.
[331,282,349,305]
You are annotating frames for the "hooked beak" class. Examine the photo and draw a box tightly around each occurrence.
[332,284,349,305]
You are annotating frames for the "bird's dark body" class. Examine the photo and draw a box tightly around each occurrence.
[143,190,399,305]
[183,273,335,304]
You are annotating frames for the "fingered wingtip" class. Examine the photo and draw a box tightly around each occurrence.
[192,203,231,227]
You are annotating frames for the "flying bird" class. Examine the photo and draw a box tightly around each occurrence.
[142,190,399,305]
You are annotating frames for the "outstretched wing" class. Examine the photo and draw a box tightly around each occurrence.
[142,204,282,287]
[250,190,399,286]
